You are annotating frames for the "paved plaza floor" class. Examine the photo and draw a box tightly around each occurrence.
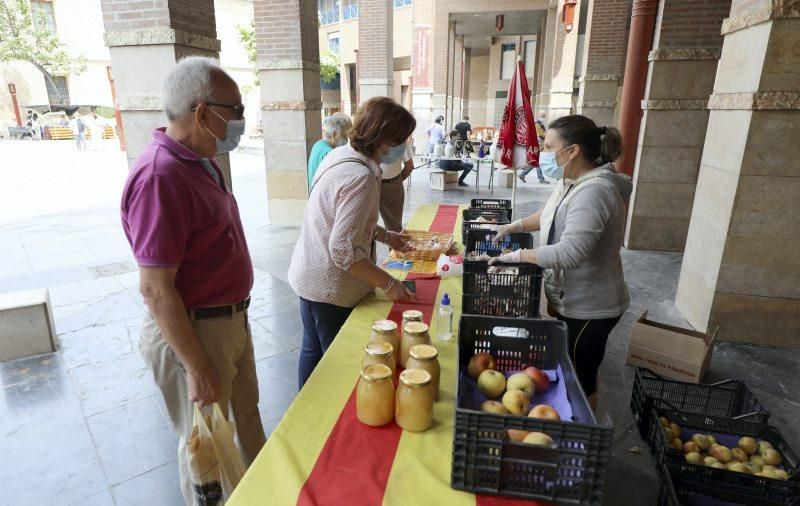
[0,139,797,505]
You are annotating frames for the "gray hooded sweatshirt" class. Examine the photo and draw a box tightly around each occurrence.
[536,163,632,319]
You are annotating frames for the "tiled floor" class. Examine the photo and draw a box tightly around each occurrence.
[0,141,798,505]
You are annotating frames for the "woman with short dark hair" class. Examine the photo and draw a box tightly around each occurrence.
[289,97,417,388]
[490,114,631,409]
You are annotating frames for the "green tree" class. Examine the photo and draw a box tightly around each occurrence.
[236,21,340,86]
[0,0,87,104]
[319,50,340,85]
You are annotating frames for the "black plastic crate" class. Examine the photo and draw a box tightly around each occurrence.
[630,367,770,443]
[648,405,800,505]
[464,229,533,259]
[461,208,511,245]
[656,459,681,506]
[471,198,512,212]
[451,315,612,504]
[462,261,542,318]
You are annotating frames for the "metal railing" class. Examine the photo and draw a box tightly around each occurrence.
[342,2,358,20]
[319,8,340,25]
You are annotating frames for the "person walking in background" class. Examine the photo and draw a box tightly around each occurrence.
[120,56,265,503]
[438,130,474,187]
[70,113,87,150]
[289,97,417,389]
[379,138,414,232]
[426,115,446,154]
[88,111,106,150]
[518,109,549,184]
[307,112,352,191]
[454,114,472,141]
[489,115,630,410]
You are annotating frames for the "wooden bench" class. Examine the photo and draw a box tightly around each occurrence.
[46,126,116,140]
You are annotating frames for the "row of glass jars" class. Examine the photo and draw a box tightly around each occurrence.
[357,311,441,431]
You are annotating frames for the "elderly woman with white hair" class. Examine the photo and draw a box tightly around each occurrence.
[307,112,352,190]
[119,56,264,503]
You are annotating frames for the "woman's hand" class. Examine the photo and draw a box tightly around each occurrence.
[488,248,537,265]
[386,231,414,253]
[384,277,416,301]
[490,219,523,244]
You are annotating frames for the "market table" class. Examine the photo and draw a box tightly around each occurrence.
[230,203,542,505]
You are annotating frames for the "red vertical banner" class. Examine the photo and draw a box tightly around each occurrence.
[412,26,431,89]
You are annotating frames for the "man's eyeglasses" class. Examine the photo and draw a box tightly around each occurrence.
[192,102,245,120]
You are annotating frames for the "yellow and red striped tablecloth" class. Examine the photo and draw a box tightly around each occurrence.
[230,204,541,506]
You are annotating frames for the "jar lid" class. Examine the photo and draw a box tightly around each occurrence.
[409,344,438,360]
[361,364,393,382]
[404,321,429,334]
[402,309,423,319]
[372,319,397,332]
[365,341,393,357]
[400,368,432,387]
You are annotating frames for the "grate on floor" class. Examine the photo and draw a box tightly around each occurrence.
[88,261,136,278]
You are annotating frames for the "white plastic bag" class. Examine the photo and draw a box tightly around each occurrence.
[187,403,247,505]
[188,404,223,505]
[211,403,247,499]
[436,253,464,277]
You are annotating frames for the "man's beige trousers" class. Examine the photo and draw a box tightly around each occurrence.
[140,310,266,504]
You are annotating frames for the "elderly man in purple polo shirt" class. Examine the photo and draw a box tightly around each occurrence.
[121,56,265,502]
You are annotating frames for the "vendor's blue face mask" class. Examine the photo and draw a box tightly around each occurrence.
[380,143,406,165]
[539,145,573,180]
[208,107,245,154]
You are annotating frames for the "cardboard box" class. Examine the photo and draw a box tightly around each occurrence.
[430,170,459,191]
[494,169,514,189]
[626,309,716,383]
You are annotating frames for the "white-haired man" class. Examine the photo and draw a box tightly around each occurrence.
[120,56,265,502]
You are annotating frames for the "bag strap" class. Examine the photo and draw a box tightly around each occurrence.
[310,157,370,193]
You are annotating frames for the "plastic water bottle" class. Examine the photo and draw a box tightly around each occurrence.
[437,293,453,342]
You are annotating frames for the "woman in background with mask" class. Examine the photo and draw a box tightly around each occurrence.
[489,115,631,410]
[289,97,417,389]
[307,112,353,191]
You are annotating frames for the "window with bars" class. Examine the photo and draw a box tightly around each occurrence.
[328,32,340,56]
[318,0,340,25]
[31,0,57,36]
[343,0,358,20]
[45,76,70,106]
[394,0,412,7]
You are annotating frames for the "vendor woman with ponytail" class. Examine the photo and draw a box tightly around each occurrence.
[490,115,632,409]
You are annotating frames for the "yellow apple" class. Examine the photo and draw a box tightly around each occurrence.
[738,436,758,455]
[481,400,508,414]
[506,372,535,397]
[477,370,506,398]
[528,404,560,421]
[502,390,530,416]
[762,448,782,466]
[523,431,554,446]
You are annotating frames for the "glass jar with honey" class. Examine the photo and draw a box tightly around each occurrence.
[395,369,434,432]
[406,344,440,400]
[402,309,423,330]
[356,364,395,427]
[362,341,396,375]
[370,320,399,365]
[400,321,430,368]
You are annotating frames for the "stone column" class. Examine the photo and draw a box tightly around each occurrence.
[100,0,232,186]
[254,0,321,226]
[450,35,464,126]
[625,0,732,252]
[676,0,800,347]
[358,0,394,102]
[411,0,435,150]
[576,0,629,126]
[547,0,582,122]
[536,7,558,113]
[461,47,471,118]
[445,21,456,127]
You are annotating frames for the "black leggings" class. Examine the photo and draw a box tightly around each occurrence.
[556,314,622,397]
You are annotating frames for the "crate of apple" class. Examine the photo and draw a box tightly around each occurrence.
[652,411,800,504]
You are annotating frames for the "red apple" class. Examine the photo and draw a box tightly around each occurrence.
[468,353,497,379]
[523,366,551,393]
